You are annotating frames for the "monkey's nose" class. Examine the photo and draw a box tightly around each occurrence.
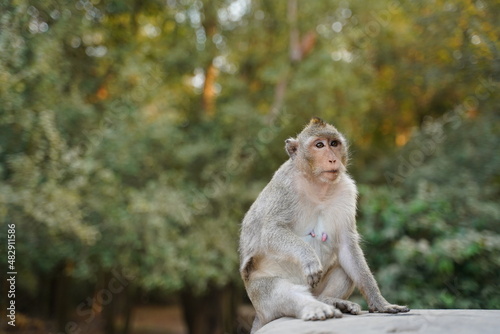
[329,159,336,163]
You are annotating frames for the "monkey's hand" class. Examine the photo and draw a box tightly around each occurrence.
[369,302,410,314]
[303,260,323,288]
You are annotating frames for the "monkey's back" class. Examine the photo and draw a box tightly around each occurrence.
[239,160,299,278]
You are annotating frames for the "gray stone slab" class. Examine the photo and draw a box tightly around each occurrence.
[256,309,500,334]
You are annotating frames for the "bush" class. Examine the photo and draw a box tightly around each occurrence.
[358,111,500,309]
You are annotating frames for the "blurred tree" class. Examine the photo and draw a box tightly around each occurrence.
[1,0,272,332]
[359,109,500,309]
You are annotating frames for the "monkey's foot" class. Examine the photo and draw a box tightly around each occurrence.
[319,297,362,315]
[369,303,410,314]
[300,301,342,321]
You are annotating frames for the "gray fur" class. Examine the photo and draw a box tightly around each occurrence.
[239,119,409,333]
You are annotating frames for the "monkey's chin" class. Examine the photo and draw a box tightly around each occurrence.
[319,170,341,184]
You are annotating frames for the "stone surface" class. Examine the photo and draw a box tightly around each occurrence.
[256,309,500,334]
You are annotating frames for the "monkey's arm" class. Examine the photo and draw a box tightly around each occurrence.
[339,233,409,313]
[262,221,324,288]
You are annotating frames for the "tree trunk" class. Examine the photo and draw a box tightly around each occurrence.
[202,63,218,117]
[267,0,317,122]
[201,1,219,118]
[102,272,135,334]
[181,284,238,334]
[54,261,73,332]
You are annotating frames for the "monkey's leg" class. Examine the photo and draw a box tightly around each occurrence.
[247,276,341,333]
[338,241,410,314]
[316,266,362,315]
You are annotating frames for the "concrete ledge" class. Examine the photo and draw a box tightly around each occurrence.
[256,309,500,334]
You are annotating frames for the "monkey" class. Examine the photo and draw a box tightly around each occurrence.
[239,117,409,333]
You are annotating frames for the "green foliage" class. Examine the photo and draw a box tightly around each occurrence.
[359,111,500,309]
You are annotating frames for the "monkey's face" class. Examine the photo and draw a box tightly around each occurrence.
[303,136,347,183]
[286,118,348,184]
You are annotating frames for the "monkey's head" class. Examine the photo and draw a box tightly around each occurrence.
[285,117,348,183]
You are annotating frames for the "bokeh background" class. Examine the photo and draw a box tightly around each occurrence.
[1,0,499,333]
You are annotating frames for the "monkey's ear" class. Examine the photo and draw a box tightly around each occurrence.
[285,138,299,158]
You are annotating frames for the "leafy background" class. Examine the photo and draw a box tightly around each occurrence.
[0,0,499,333]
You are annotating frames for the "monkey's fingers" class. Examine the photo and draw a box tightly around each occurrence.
[307,272,322,288]
[301,302,341,321]
[337,300,362,315]
[370,304,410,314]
[304,262,323,288]
[386,305,410,313]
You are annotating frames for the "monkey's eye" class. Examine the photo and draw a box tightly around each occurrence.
[315,142,325,148]
[330,140,340,147]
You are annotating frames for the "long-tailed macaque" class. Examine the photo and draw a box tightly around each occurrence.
[239,118,409,333]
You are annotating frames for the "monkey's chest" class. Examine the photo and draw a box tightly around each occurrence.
[300,215,338,267]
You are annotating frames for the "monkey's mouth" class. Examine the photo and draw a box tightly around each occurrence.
[325,169,339,174]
